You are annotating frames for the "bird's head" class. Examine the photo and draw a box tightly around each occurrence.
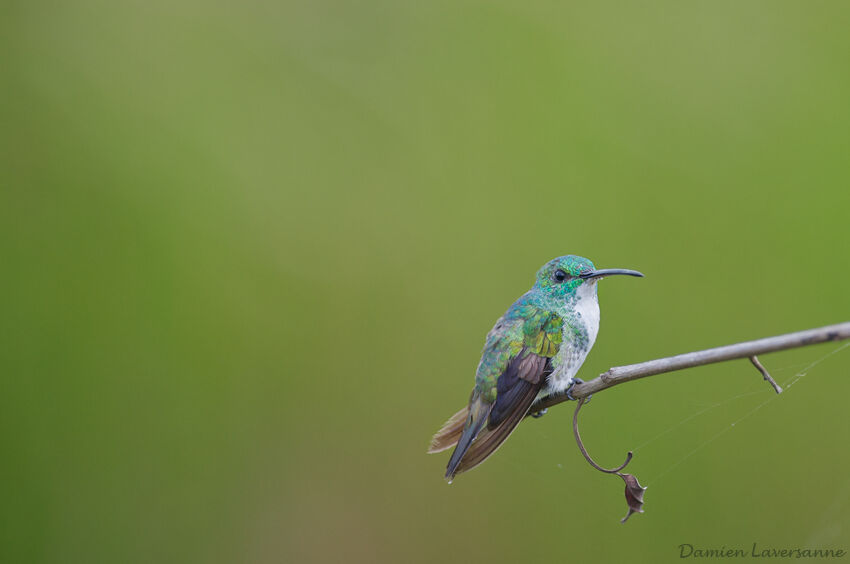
[534,255,644,302]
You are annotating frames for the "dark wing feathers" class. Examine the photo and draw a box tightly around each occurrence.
[450,351,551,476]
[454,354,550,474]
[489,350,550,428]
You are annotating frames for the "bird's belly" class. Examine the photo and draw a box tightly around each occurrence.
[545,347,592,394]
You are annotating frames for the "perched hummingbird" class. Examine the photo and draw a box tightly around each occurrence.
[428,255,643,482]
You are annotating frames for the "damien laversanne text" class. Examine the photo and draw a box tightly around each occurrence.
[679,543,846,559]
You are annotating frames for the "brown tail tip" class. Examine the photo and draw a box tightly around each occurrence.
[427,406,468,454]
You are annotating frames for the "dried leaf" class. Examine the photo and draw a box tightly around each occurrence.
[619,473,646,523]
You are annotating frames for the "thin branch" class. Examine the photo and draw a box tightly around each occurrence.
[530,321,850,414]
[750,355,782,394]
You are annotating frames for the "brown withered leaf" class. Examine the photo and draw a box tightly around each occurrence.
[619,473,646,523]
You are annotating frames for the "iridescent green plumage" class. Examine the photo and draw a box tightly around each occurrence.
[474,297,563,403]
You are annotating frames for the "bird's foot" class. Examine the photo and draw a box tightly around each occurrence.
[566,378,590,402]
[530,408,548,419]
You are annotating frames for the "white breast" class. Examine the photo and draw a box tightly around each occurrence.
[545,281,600,394]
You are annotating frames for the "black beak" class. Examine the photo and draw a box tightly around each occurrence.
[580,268,644,280]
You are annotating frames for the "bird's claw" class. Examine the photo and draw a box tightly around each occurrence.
[566,378,591,402]
[530,408,548,419]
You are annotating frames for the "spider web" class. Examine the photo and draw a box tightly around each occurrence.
[637,341,850,486]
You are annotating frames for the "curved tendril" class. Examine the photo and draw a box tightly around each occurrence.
[572,397,633,474]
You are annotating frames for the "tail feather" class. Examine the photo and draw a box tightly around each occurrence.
[454,394,534,474]
[442,378,542,480]
[427,406,468,454]
[444,398,491,481]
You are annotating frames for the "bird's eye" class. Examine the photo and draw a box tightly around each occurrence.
[553,269,567,282]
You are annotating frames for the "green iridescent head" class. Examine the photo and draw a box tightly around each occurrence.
[533,255,644,301]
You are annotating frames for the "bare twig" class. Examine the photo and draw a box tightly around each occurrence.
[750,355,782,394]
[530,321,850,415]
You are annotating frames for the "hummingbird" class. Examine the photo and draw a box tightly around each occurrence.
[428,255,643,482]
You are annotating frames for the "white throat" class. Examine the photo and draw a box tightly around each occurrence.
[573,281,600,348]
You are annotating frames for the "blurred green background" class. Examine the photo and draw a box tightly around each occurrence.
[2,1,850,563]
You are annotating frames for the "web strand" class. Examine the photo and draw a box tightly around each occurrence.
[642,342,850,486]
